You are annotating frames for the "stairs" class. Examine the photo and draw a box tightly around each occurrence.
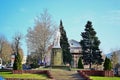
[50,69,86,80]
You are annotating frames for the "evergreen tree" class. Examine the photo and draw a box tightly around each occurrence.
[59,20,72,65]
[13,52,22,70]
[78,57,84,69]
[104,57,112,70]
[80,21,103,69]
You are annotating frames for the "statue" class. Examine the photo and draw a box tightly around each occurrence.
[53,29,61,48]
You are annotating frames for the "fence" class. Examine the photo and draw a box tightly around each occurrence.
[78,70,114,77]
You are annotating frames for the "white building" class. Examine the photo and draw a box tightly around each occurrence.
[69,39,82,68]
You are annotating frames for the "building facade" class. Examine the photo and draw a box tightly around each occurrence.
[69,39,82,68]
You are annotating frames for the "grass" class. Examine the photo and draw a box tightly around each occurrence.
[0,72,49,80]
[90,76,120,80]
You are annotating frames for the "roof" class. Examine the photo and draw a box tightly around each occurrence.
[69,39,81,48]
[47,39,82,53]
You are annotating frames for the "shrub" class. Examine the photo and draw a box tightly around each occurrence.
[13,53,22,70]
[78,57,84,69]
[103,57,112,70]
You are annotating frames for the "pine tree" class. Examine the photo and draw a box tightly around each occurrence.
[80,21,103,69]
[104,57,112,70]
[59,20,72,65]
[78,57,84,69]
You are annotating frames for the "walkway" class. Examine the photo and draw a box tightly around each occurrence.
[50,69,86,80]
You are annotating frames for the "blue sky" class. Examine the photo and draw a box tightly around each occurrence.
[0,0,120,55]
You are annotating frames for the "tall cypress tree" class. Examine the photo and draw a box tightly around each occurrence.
[80,21,103,69]
[59,20,72,65]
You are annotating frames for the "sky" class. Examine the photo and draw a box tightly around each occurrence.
[0,0,120,55]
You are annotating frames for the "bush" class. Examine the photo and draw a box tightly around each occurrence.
[13,53,22,70]
[104,57,112,70]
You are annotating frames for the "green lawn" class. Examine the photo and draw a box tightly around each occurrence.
[90,76,120,80]
[0,72,49,80]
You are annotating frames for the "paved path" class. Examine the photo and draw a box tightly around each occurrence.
[50,69,86,80]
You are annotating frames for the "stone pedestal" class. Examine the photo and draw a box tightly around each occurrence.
[51,48,63,66]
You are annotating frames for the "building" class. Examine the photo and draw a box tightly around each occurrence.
[69,39,82,68]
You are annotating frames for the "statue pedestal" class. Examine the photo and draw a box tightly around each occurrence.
[51,48,70,70]
[51,48,63,66]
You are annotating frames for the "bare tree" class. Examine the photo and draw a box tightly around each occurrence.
[26,10,56,64]
[0,35,12,64]
[13,33,21,53]
[2,41,12,64]
[111,51,119,68]
[0,35,6,56]
[12,32,23,57]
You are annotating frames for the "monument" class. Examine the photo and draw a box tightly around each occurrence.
[51,25,63,67]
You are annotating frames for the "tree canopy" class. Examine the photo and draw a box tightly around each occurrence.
[26,10,56,67]
[80,21,103,69]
